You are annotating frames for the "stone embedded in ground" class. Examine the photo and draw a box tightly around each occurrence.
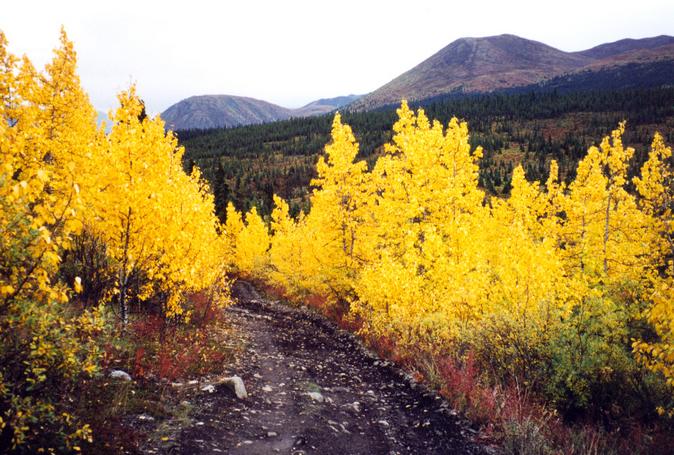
[222,375,248,399]
[305,391,324,402]
[109,369,132,381]
[344,401,361,413]
[201,384,216,393]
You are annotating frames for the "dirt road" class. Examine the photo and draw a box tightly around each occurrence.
[172,281,487,454]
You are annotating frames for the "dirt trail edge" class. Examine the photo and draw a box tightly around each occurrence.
[172,281,490,454]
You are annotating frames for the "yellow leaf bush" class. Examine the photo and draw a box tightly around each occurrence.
[0,29,230,450]
[241,102,674,418]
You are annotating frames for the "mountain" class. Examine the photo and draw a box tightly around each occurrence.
[293,94,362,117]
[161,95,293,130]
[576,35,674,59]
[350,35,591,110]
[162,94,362,131]
[164,34,674,128]
[349,34,674,111]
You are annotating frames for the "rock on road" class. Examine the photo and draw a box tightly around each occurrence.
[173,281,488,454]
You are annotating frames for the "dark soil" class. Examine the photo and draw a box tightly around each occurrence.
[155,281,489,454]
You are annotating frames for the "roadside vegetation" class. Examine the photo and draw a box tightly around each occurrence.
[2,27,674,454]
[0,30,232,453]
[226,105,674,453]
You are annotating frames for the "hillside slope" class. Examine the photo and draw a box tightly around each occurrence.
[162,94,362,131]
[349,34,674,110]
[294,94,362,117]
[161,95,293,130]
[576,35,674,59]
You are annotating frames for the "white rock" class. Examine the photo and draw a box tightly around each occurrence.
[201,384,215,393]
[109,370,132,381]
[262,385,273,392]
[222,376,248,399]
[344,401,361,413]
[306,391,324,402]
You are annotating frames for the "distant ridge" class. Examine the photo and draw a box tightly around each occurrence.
[162,94,362,131]
[348,34,674,111]
[576,35,674,59]
[294,94,362,117]
[162,34,674,129]
[161,95,292,130]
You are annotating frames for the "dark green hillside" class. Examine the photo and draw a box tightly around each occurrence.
[180,86,674,219]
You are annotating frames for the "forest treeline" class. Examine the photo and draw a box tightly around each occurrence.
[225,104,674,451]
[0,30,228,452]
[180,85,674,219]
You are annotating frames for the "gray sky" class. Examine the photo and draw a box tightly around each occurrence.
[3,0,673,114]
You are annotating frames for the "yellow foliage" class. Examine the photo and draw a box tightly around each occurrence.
[227,205,270,278]
[632,134,674,392]
[89,87,227,320]
[244,103,674,408]
[0,29,230,450]
[0,29,103,451]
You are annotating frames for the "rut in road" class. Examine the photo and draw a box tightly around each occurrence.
[174,281,487,454]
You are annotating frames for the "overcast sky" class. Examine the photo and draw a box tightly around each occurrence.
[2,0,673,114]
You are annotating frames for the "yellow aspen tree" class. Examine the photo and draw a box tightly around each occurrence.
[38,28,99,205]
[148,160,228,319]
[92,87,227,321]
[269,195,307,297]
[488,166,567,330]
[91,88,165,323]
[633,132,673,266]
[0,31,102,452]
[234,206,270,278]
[562,124,653,287]
[224,201,244,265]
[29,28,105,306]
[304,113,371,301]
[548,126,658,412]
[632,133,674,400]
[354,102,487,348]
